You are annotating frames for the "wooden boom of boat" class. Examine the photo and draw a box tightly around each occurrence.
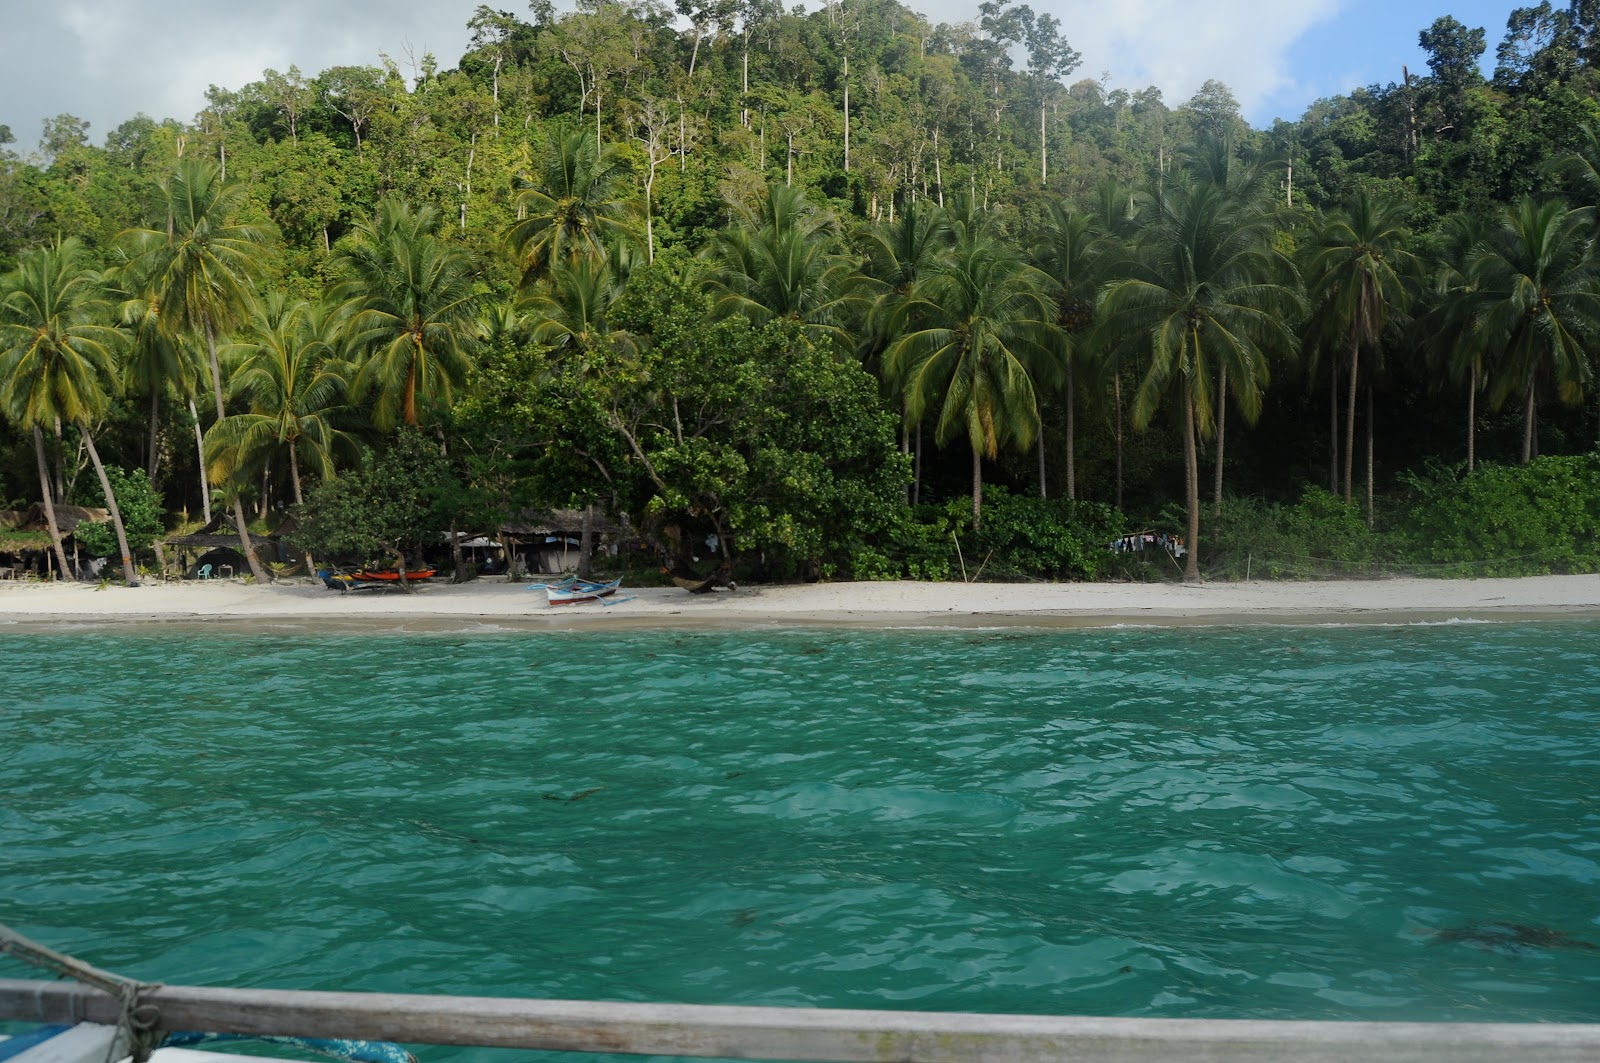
[1,979,1596,1063]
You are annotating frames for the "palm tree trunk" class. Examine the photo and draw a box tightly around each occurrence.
[1343,338,1359,503]
[289,446,312,574]
[1182,389,1200,582]
[190,397,212,525]
[1365,385,1375,528]
[1330,360,1339,493]
[232,497,267,582]
[147,390,162,479]
[51,419,66,504]
[404,353,419,428]
[1036,424,1047,498]
[205,318,226,420]
[971,445,983,530]
[1113,372,1123,512]
[913,423,922,506]
[1467,363,1477,472]
[81,429,137,586]
[1065,357,1076,500]
[1522,371,1537,464]
[901,401,912,505]
[33,426,73,580]
[1213,363,1227,517]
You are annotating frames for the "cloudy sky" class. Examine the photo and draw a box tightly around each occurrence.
[1,0,1519,151]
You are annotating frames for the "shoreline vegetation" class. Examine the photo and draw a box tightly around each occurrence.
[1,573,1597,630]
[5,6,1600,587]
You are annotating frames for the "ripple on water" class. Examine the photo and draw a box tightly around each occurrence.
[3,621,1599,1054]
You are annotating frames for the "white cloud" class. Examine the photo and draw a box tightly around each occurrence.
[910,0,1348,123]
[1,1,477,146]
[2,0,1349,145]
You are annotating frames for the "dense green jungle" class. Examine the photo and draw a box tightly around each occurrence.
[3,0,1600,586]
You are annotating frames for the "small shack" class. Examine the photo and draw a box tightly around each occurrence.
[0,504,111,579]
[501,508,640,575]
[164,514,302,579]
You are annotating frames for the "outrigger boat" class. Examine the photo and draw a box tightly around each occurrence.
[545,577,623,605]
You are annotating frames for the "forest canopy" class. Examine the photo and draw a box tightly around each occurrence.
[3,0,1600,585]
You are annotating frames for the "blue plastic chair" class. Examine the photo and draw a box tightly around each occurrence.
[196,564,213,580]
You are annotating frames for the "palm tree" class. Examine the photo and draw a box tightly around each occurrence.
[1416,213,1491,471]
[1469,197,1600,463]
[523,255,636,358]
[506,127,638,283]
[0,240,136,585]
[861,200,953,501]
[336,198,486,430]
[103,247,210,517]
[119,158,273,581]
[704,182,870,354]
[1304,189,1414,505]
[1098,173,1298,580]
[205,294,358,574]
[1032,202,1105,500]
[884,228,1059,529]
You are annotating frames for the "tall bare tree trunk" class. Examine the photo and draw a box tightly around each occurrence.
[1182,390,1200,581]
[33,426,73,580]
[82,429,137,586]
[1343,338,1359,503]
[1213,364,1227,517]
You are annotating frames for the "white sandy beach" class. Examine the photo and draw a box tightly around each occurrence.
[1,573,1598,629]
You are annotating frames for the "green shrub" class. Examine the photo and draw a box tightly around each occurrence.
[1207,487,1380,579]
[956,487,1123,581]
[1393,456,1600,576]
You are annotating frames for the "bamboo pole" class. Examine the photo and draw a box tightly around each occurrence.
[1,980,1597,1063]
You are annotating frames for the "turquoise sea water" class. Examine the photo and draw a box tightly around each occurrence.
[3,621,1600,1052]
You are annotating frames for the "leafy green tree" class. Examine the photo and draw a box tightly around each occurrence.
[0,239,136,584]
[1469,197,1600,463]
[75,467,165,568]
[885,226,1058,529]
[290,427,456,585]
[336,197,485,429]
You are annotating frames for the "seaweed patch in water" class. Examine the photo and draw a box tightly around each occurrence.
[1431,921,1598,955]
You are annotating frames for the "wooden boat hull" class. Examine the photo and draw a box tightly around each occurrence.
[349,569,436,582]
